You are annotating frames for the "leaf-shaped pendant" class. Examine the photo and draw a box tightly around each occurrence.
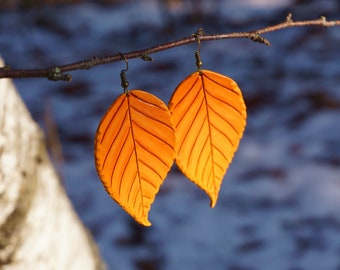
[169,70,247,207]
[95,90,175,226]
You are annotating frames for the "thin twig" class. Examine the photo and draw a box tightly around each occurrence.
[0,14,339,82]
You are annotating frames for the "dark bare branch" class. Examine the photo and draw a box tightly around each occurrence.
[0,15,339,82]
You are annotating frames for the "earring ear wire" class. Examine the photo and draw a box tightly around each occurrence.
[119,53,129,93]
[119,52,129,72]
[192,28,204,70]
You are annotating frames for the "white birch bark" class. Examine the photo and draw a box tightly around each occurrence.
[0,57,106,270]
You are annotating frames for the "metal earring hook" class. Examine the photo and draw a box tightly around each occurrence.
[192,28,204,70]
[119,53,129,73]
[119,53,129,93]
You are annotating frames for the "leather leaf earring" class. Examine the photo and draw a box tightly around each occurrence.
[94,54,175,226]
[168,31,247,207]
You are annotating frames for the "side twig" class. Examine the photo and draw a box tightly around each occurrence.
[0,14,339,82]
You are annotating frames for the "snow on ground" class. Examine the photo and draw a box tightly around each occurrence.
[1,0,340,269]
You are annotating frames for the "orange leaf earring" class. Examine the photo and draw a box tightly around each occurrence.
[94,54,175,226]
[168,30,247,207]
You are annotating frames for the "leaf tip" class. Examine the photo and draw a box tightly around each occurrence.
[137,217,152,227]
[144,221,152,227]
[209,194,218,208]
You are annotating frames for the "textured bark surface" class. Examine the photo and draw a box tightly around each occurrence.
[0,57,106,270]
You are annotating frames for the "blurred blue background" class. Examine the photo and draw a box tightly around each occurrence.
[1,0,340,269]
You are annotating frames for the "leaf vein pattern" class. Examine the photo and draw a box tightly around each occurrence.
[174,80,202,129]
[205,87,245,118]
[136,139,169,168]
[200,73,217,192]
[212,144,229,163]
[207,103,240,135]
[203,72,240,96]
[187,97,206,165]
[140,175,158,191]
[195,134,210,177]
[177,108,198,155]
[211,155,224,172]
[139,159,162,182]
[127,95,144,218]
[210,121,234,147]
[102,109,129,171]
[100,96,126,144]
[130,92,168,111]
[122,148,136,200]
[130,104,173,130]
[132,119,173,150]
[133,189,141,209]
[205,168,213,189]
[171,76,199,111]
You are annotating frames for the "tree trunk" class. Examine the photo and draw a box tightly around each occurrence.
[0,57,106,270]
